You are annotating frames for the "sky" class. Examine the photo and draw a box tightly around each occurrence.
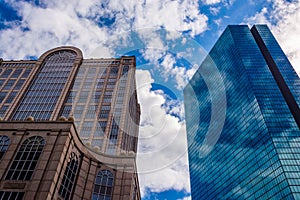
[0,0,300,199]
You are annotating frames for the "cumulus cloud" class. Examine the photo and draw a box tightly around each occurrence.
[0,0,112,59]
[201,0,222,5]
[0,0,208,59]
[158,53,199,90]
[0,0,208,91]
[0,0,210,199]
[136,70,190,197]
[245,0,300,74]
[246,7,270,25]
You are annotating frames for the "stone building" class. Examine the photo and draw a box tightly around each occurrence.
[0,46,140,200]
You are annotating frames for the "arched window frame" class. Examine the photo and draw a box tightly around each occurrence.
[0,135,10,160]
[92,169,114,200]
[58,152,79,200]
[5,136,45,181]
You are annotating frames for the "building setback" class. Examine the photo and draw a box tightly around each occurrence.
[184,25,300,199]
[0,46,140,200]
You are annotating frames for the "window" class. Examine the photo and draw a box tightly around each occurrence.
[12,50,76,121]
[0,80,4,87]
[0,69,12,78]
[0,135,10,160]
[11,69,23,78]
[80,121,94,137]
[0,92,7,103]
[14,79,25,90]
[59,152,79,200]
[99,110,109,119]
[92,170,114,200]
[21,69,31,78]
[124,59,131,63]
[122,66,129,75]
[3,80,15,90]
[109,67,118,76]
[98,121,107,133]
[5,136,45,180]
[61,105,72,117]
[0,191,24,200]
[0,106,8,117]
[5,92,17,103]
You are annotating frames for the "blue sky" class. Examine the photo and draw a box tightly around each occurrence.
[0,0,300,199]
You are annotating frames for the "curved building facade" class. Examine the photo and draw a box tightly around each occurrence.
[0,47,140,200]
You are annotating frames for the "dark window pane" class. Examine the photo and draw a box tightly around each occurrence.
[5,136,45,181]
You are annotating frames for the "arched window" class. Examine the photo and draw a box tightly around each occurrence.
[92,170,114,200]
[5,136,45,180]
[59,152,79,200]
[0,135,10,160]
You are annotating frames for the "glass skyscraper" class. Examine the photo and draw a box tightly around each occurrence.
[184,25,300,199]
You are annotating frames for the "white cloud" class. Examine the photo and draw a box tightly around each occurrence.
[151,53,200,90]
[163,99,185,120]
[209,6,221,15]
[136,70,190,197]
[134,0,208,37]
[0,0,209,199]
[245,0,300,74]
[178,197,191,200]
[201,0,222,5]
[160,54,177,81]
[246,7,270,25]
[0,0,208,60]
[0,0,111,59]
[214,18,222,27]
[201,0,234,6]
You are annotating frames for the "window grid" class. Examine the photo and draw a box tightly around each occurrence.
[0,106,8,117]
[0,191,24,200]
[60,60,135,155]
[92,170,114,200]
[5,136,45,181]
[12,50,76,120]
[59,152,79,200]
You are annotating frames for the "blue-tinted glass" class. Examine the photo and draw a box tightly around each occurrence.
[185,25,300,199]
[0,69,12,78]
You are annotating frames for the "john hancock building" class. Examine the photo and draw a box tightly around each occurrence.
[184,25,300,199]
[0,46,141,200]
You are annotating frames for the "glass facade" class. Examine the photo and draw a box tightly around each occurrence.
[60,58,139,155]
[0,47,140,156]
[0,62,34,118]
[184,25,300,199]
[0,47,141,200]
[12,50,76,120]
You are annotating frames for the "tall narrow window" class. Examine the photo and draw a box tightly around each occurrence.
[92,170,114,200]
[59,152,79,200]
[0,135,10,160]
[5,136,45,180]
